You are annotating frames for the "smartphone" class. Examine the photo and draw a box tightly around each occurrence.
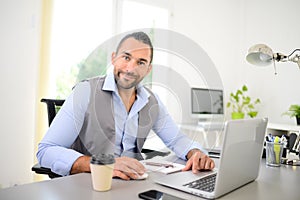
[138,189,185,200]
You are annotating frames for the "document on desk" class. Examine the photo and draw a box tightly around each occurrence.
[141,159,185,174]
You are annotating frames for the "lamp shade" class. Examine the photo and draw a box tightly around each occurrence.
[246,44,274,66]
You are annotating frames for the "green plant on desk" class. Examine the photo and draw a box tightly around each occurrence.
[282,104,300,125]
[226,85,261,119]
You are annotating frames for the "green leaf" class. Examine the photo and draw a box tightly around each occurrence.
[248,105,254,109]
[244,96,250,104]
[236,90,242,96]
[248,111,258,118]
[227,84,261,118]
[242,85,248,92]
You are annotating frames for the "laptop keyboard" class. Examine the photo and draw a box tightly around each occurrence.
[183,173,217,192]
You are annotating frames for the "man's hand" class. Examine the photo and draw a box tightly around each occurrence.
[71,155,91,174]
[182,149,215,173]
[113,157,146,180]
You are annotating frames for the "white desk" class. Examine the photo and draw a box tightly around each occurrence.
[1,157,299,200]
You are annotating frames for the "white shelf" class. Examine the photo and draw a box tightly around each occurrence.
[268,123,300,132]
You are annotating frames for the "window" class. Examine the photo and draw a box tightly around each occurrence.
[120,0,169,85]
[49,0,113,98]
[48,0,169,98]
[121,0,169,32]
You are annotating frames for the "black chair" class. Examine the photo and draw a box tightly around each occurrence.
[41,98,65,126]
[31,99,65,178]
[32,98,170,178]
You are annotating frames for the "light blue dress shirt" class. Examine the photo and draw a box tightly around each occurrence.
[37,71,206,176]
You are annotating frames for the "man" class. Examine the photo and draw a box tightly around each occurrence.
[37,31,215,180]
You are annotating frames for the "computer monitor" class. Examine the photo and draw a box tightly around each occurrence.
[191,87,224,121]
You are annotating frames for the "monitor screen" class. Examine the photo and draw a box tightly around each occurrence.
[191,88,224,117]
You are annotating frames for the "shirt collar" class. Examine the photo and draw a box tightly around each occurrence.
[102,70,117,92]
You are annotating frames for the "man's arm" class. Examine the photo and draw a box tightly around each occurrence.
[70,155,91,174]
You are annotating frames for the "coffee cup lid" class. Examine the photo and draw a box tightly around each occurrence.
[90,154,115,165]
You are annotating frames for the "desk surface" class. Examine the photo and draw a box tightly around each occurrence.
[1,158,299,200]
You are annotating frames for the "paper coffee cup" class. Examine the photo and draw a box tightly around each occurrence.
[90,154,115,191]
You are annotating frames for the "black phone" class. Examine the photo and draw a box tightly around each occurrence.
[138,189,185,200]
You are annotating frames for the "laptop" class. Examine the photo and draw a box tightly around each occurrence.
[155,118,268,199]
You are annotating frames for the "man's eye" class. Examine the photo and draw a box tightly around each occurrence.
[138,61,146,66]
[123,55,130,61]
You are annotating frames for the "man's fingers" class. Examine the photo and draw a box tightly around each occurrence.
[113,170,130,180]
[114,157,146,179]
[192,153,201,173]
[182,159,193,171]
[185,151,215,173]
[129,159,146,174]
[204,159,214,170]
[200,155,208,169]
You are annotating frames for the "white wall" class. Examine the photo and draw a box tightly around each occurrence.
[242,0,300,124]
[169,0,300,124]
[0,0,41,188]
[0,0,299,188]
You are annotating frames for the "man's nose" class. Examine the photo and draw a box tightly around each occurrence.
[125,59,138,71]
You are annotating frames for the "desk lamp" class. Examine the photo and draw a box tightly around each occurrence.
[246,44,300,74]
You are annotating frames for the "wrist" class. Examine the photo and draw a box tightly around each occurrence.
[186,148,201,160]
[71,155,91,174]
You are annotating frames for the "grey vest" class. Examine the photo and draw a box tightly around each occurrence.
[71,76,159,160]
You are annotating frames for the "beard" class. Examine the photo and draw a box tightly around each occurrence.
[114,70,142,90]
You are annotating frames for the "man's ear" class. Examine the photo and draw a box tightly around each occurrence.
[111,52,116,64]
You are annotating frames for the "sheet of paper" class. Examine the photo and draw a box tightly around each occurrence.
[140,160,185,174]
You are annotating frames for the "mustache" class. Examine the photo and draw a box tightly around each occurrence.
[118,70,138,78]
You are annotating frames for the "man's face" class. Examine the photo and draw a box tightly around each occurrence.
[112,38,152,90]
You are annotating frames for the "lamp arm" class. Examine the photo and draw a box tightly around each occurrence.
[273,53,287,62]
[287,49,300,69]
[287,49,300,58]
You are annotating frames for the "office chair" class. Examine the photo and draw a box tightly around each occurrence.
[32,98,170,178]
[31,99,65,178]
[40,98,65,126]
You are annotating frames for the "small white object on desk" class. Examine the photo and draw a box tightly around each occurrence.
[135,172,149,180]
[141,160,185,174]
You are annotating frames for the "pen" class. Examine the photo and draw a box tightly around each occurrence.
[280,135,287,146]
[267,133,273,142]
[144,161,174,168]
[274,136,281,164]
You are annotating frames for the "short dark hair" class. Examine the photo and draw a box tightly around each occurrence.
[116,31,153,64]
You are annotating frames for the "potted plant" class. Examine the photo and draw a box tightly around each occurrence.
[282,104,300,125]
[226,85,261,119]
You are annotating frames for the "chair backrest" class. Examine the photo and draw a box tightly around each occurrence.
[31,98,66,179]
[41,98,65,126]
